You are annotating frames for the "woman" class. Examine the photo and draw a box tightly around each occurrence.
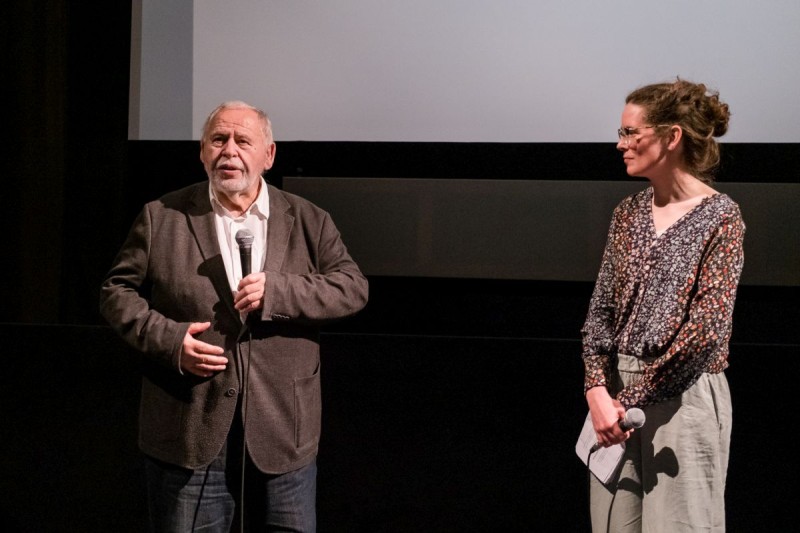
[582,79,745,532]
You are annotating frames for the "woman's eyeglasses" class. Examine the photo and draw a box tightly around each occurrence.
[617,124,671,146]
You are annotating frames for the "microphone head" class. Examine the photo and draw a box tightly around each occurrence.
[625,408,646,429]
[235,228,255,248]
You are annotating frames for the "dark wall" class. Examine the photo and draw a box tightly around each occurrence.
[5,0,131,325]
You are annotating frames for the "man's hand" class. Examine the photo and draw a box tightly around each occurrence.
[180,321,227,377]
[234,272,266,313]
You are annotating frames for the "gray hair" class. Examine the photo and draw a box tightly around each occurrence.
[200,100,273,145]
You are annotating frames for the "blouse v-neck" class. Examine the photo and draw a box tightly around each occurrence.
[649,188,717,238]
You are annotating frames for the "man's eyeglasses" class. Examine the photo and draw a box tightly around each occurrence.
[617,124,671,146]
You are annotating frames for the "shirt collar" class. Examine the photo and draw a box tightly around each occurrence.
[209,177,270,220]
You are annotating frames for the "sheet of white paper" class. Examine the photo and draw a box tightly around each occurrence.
[575,412,626,484]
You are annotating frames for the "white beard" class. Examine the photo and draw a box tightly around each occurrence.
[210,169,260,196]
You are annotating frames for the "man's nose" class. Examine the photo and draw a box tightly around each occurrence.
[221,137,238,155]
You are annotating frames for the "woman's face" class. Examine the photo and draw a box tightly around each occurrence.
[616,103,669,179]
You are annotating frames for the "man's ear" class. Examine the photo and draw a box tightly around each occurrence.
[264,142,277,171]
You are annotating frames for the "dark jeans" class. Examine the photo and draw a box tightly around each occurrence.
[144,437,317,532]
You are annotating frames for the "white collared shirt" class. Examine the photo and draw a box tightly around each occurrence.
[209,178,270,292]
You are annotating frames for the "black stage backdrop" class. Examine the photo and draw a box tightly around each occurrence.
[4,1,798,531]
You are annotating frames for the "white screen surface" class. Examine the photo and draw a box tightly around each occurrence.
[131,0,800,142]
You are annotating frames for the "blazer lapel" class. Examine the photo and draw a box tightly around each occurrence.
[187,184,240,321]
[264,185,294,273]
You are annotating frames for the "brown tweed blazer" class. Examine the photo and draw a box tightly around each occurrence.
[100,181,368,473]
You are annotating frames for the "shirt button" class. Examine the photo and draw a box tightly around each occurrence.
[225,388,237,397]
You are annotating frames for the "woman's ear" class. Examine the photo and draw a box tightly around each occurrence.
[666,125,683,151]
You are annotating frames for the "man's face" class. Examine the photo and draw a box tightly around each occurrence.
[200,108,276,198]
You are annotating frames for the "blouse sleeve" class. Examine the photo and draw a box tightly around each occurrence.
[581,210,620,393]
[616,209,745,407]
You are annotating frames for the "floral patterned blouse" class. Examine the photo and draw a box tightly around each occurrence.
[581,187,745,408]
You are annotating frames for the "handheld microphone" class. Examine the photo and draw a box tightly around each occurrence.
[590,408,645,453]
[618,407,646,432]
[235,229,255,277]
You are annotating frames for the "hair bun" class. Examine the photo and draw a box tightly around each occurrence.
[710,99,731,137]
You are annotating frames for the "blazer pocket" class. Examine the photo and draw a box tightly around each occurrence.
[139,377,183,444]
[293,362,321,449]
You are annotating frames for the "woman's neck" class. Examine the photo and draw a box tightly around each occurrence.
[649,169,716,207]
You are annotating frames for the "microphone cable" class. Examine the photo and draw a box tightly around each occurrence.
[234,227,255,532]
[238,319,253,533]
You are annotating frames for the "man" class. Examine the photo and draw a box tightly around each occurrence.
[100,101,368,531]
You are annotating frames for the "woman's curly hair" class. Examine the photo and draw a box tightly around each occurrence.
[626,79,731,184]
